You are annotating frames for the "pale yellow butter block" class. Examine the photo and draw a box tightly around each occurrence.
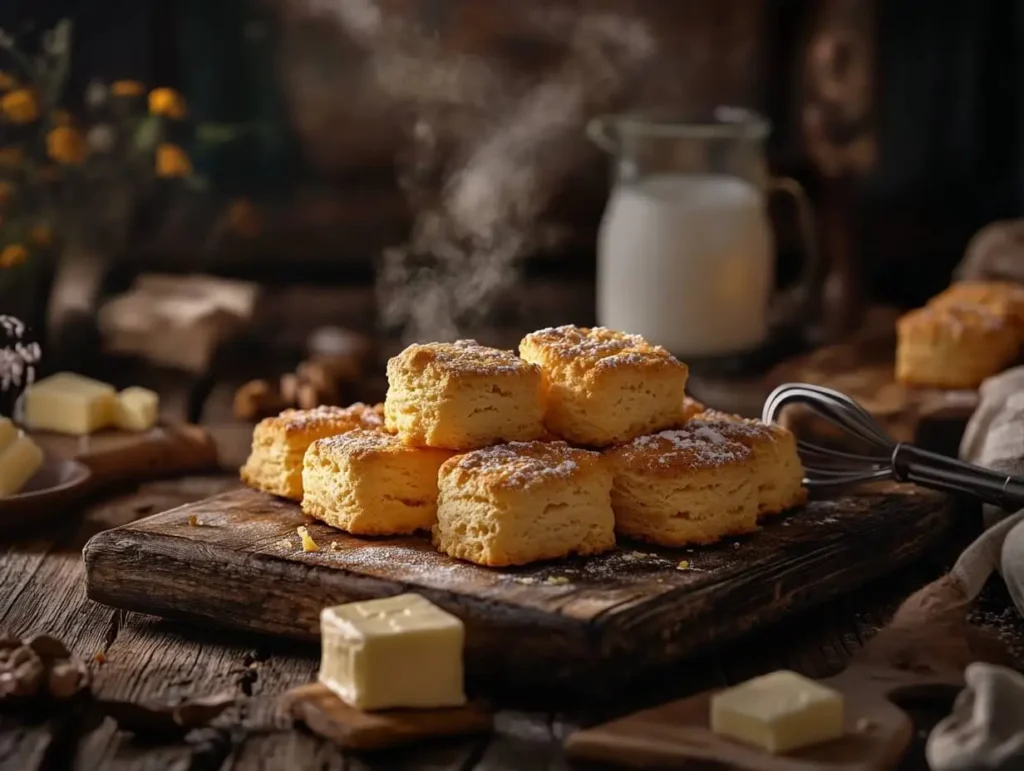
[115,387,160,431]
[23,372,117,435]
[318,593,466,712]
[0,432,43,496]
[0,418,17,454]
[710,670,844,754]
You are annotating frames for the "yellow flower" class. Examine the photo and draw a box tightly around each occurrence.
[0,72,16,92]
[156,143,192,177]
[0,244,28,269]
[0,181,13,207]
[47,126,87,165]
[111,80,145,98]
[52,109,74,127]
[29,225,52,248]
[148,88,187,119]
[1,89,39,123]
[0,147,22,167]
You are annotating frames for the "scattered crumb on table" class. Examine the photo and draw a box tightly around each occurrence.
[188,514,199,526]
[545,576,570,585]
[676,560,690,571]
[297,526,319,552]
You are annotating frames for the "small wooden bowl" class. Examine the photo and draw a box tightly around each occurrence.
[0,459,92,533]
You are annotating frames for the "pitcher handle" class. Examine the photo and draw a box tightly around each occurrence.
[586,116,618,154]
[767,176,823,333]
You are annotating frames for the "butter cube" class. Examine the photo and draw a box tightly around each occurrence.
[23,373,117,435]
[711,670,844,754]
[319,593,466,711]
[0,431,43,496]
[114,387,160,431]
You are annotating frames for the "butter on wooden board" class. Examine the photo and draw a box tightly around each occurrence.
[23,372,117,435]
[319,593,466,712]
[114,387,160,432]
[0,417,43,496]
[710,670,845,754]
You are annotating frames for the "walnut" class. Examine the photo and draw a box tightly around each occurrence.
[233,379,285,421]
[0,644,44,699]
[0,631,90,704]
[48,660,88,700]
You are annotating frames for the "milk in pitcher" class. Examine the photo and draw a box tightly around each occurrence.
[597,173,773,357]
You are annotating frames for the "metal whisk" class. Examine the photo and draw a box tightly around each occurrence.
[761,382,1024,511]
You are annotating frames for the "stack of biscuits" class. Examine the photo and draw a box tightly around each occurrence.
[896,280,1024,389]
[241,326,806,567]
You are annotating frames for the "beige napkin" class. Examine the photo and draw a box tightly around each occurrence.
[924,366,1024,770]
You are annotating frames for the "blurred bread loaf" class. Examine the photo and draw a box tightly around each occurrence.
[896,304,1020,390]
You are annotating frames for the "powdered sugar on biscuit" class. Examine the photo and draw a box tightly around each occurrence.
[276,403,384,434]
[523,325,681,370]
[445,440,595,488]
[395,340,536,376]
[619,427,751,471]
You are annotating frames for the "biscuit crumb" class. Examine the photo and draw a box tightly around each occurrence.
[93,651,106,664]
[276,538,294,550]
[297,526,319,552]
[514,576,538,585]
[545,576,570,585]
[329,541,343,552]
[856,718,876,733]
[188,514,199,526]
[676,560,690,570]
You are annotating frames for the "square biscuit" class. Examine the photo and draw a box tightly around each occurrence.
[301,430,454,535]
[240,403,384,500]
[604,427,760,547]
[434,441,615,567]
[384,340,546,450]
[896,304,1020,389]
[519,325,689,446]
[688,410,807,517]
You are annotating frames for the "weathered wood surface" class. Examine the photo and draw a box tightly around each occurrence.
[2,473,1023,770]
[84,485,954,697]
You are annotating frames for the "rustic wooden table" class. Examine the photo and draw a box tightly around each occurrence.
[3,473,1022,771]
[3,369,1023,771]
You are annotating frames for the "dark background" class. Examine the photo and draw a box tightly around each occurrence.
[4,0,1023,309]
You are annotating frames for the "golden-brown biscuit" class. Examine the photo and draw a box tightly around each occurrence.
[604,426,760,546]
[519,325,689,447]
[434,441,615,566]
[384,340,546,450]
[301,429,454,535]
[690,410,807,516]
[895,304,1020,389]
[240,403,384,500]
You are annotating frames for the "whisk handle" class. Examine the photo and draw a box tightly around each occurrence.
[891,444,1024,511]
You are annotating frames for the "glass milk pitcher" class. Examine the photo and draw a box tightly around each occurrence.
[589,107,820,359]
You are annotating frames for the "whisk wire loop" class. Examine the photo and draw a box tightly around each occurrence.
[762,383,1024,511]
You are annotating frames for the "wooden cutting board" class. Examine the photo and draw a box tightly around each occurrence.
[83,484,953,697]
[564,664,961,770]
